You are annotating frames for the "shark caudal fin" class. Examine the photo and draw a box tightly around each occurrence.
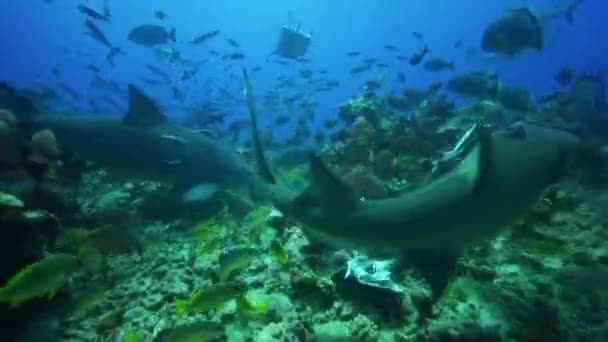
[242,68,276,184]
[122,84,168,127]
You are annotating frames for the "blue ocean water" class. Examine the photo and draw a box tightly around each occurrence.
[0,0,605,134]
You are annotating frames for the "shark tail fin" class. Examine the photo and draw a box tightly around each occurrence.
[242,68,276,184]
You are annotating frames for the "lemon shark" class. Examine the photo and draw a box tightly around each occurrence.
[243,68,583,257]
[34,84,258,190]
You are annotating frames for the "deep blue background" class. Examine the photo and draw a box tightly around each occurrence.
[0,0,605,132]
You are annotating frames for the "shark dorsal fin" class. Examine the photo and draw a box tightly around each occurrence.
[473,125,494,192]
[292,153,358,213]
[123,84,168,127]
[473,123,533,193]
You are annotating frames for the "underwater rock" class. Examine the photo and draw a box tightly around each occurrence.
[123,306,157,330]
[290,268,336,310]
[256,321,311,342]
[97,308,125,331]
[313,314,379,341]
[74,225,143,255]
[141,293,164,310]
[351,96,387,126]
[426,319,503,342]
[0,108,17,126]
[266,208,286,229]
[423,95,455,117]
[340,140,371,166]
[0,121,17,162]
[94,189,131,219]
[348,116,375,145]
[332,268,406,326]
[350,314,380,341]
[462,262,497,283]
[29,129,59,160]
[21,186,79,219]
[373,149,397,179]
[0,82,37,121]
[312,320,351,340]
[389,131,435,157]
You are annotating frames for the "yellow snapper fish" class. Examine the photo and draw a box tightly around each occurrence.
[217,247,255,282]
[270,240,288,265]
[153,320,225,342]
[0,253,79,307]
[73,285,106,315]
[236,294,268,319]
[175,283,242,316]
[122,328,143,342]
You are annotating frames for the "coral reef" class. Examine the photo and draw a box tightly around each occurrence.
[7,175,599,342]
[3,84,608,342]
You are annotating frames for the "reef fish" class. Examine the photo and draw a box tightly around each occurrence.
[409,45,428,66]
[481,7,544,56]
[153,320,225,342]
[77,4,110,22]
[481,1,584,57]
[423,58,454,72]
[447,71,499,99]
[0,254,79,308]
[189,30,220,45]
[128,24,176,47]
[217,248,255,282]
[175,283,242,316]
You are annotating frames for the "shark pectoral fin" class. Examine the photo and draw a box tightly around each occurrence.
[301,153,358,212]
